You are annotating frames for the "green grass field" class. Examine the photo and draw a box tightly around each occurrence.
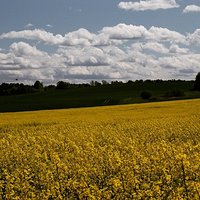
[0,81,199,112]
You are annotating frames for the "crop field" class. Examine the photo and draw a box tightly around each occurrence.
[0,99,200,199]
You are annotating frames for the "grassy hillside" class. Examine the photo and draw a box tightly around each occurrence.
[0,81,199,112]
[0,99,200,199]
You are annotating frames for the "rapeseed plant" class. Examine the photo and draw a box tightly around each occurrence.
[0,99,199,199]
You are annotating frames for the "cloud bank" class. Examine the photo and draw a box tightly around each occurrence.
[0,24,199,84]
[118,0,179,11]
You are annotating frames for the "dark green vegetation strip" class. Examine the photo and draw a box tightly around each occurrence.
[0,81,199,112]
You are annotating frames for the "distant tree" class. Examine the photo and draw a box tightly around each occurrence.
[56,81,70,89]
[94,81,101,86]
[193,72,200,91]
[127,80,134,84]
[111,80,123,85]
[0,82,35,95]
[90,80,95,86]
[135,80,144,84]
[33,80,43,90]
[140,91,152,100]
[102,80,109,85]
[155,79,163,84]
[45,85,56,91]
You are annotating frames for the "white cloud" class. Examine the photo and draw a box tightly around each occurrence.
[0,28,96,46]
[0,29,64,45]
[183,5,200,14]
[118,0,179,11]
[56,46,112,66]
[148,26,186,44]
[135,42,169,54]
[169,44,189,54]
[0,42,51,71]
[10,42,48,57]
[100,24,148,40]
[187,29,200,45]
[0,24,199,83]
[0,24,187,47]
[46,24,53,28]
[25,23,34,28]
[158,54,200,74]
[63,28,95,46]
[99,24,186,44]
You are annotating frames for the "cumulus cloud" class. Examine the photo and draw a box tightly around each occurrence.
[147,26,186,44]
[169,44,189,54]
[100,24,148,40]
[187,29,200,45]
[132,42,169,54]
[0,42,51,71]
[0,24,187,49]
[0,24,199,83]
[0,29,64,45]
[183,5,200,13]
[56,46,112,66]
[63,28,95,46]
[0,28,96,46]
[98,24,186,45]
[10,42,48,57]
[118,0,179,11]
[159,54,200,74]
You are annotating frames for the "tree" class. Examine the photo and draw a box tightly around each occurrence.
[193,72,200,91]
[102,80,109,85]
[33,80,43,90]
[56,81,70,89]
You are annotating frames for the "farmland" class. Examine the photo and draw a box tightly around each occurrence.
[0,99,200,199]
[0,80,198,113]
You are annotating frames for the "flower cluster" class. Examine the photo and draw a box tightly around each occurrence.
[0,99,200,199]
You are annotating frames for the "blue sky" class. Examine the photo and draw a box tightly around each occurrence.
[0,0,200,84]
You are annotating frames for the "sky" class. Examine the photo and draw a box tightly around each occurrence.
[0,0,200,84]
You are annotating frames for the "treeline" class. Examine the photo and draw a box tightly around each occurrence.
[0,83,35,96]
[0,75,199,96]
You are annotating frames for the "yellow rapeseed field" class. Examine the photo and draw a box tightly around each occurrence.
[0,99,200,199]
